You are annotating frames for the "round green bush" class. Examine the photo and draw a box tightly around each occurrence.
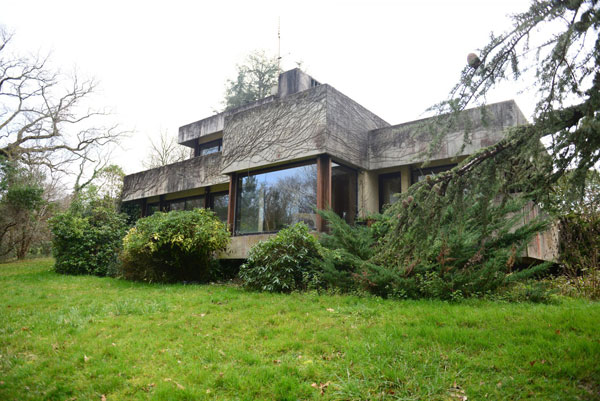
[120,209,230,283]
[239,223,324,292]
[50,197,128,276]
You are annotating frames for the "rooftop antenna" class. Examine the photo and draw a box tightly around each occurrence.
[277,17,281,73]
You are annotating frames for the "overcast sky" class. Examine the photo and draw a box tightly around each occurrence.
[2,0,532,175]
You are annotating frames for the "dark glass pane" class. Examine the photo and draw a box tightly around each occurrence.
[412,164,456,184]
[236,164,317,234]
[185,196,205,210]
[169,200,186,211]
[211,193,229,222]
[197,139,222,157]
[146,203,159,216]
[379,173,402,211]
[331,163,357,224]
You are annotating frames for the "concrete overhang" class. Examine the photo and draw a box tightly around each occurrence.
[122,153,228,202]
[178,96,276,148]
[367,100,527,170]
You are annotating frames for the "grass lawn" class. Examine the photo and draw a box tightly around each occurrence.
[0,259,599,400]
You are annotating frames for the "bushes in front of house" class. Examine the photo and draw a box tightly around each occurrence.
[239,223,324,292]
[120,209,230,283]
[50,191,128,277]
[556,212,600,299]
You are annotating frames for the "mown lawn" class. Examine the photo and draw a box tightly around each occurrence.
[0,259,599,400]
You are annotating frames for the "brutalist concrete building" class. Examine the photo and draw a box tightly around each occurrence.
[122,69,556,260]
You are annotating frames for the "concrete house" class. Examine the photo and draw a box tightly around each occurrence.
[122,69,555,260]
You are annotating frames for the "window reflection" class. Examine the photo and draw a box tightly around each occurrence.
[169,199,186,211]
[195,139,223,157]
[379,172,402,211]
[210,192,229,223]
[236,163,317,234]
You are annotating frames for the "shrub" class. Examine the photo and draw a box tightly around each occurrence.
[316,209,383,292]
[51,192,128,276]
[239,223,324,292]
[120,209,230,283]
[557,212,600,299]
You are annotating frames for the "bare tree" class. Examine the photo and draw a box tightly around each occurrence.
[0,25,125,259]
[0,26,122,175]
[142,130,190,169]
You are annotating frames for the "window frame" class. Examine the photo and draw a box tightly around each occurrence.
[234,159,318,235]
[331,161,358,225]
[411,164,457,185]
[378,171,402,212]
[194,139,223,157]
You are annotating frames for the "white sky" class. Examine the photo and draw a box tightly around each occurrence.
[2,0,532,175]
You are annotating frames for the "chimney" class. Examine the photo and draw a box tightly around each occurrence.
[277,68,320,98]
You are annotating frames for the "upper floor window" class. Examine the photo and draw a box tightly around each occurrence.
[195,139,223,157]
[411,164,457,185]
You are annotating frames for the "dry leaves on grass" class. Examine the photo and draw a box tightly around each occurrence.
[311,381,331,395]
[449,382,467,400]
[163,378,185,389]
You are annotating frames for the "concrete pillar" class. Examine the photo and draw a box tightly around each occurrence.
[358,170,379,217]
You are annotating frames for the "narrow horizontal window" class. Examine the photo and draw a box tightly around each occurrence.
[195,139,223,157]
[411,164,457,185]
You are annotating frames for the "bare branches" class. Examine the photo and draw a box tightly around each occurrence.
[433,0,598,119]
[142,130,190,169]
[422,0,599,187]
[0,25,124,178]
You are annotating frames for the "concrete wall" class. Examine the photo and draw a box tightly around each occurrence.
[325,86,389,169]
[368,100,523,170]
[277,68,315,98]
[178,96,276,147]
[358,170,378,217]
[122,153,228,202]
[221,85,329,174]
[221,234,276,259]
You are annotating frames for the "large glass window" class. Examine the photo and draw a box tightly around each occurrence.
[379,172,402,211]
[146,203,159,216]
[209,192,229,222]
[236,163,317,234]
[184,196,205,210]
[331,162,357,225]
[169,199,186,211]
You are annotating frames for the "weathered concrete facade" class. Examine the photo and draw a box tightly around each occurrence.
[122,68,556,261]
[122,153,227,202]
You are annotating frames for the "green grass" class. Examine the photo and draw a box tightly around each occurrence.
[0,259,599,400]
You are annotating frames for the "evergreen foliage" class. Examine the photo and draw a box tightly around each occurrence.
[50,188,128,276]
[120,209,230,283]
[317,0,600,299]
[239,223,324,292]
[430,0,599,193]
[0,160,52,260]
[223,51,279,110]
